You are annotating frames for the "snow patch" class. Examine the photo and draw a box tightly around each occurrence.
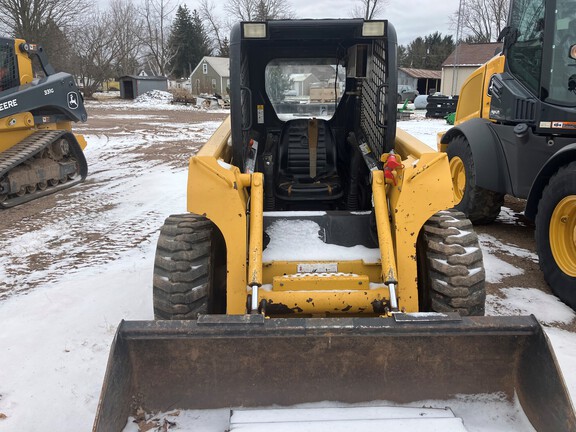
[121,393,536,432]
[262,219,380,264]
[487,288,575,325]
[134,90,173,105]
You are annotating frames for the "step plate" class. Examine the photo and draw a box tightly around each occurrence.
[273,272,370,291]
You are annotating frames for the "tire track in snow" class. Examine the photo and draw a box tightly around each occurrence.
[0,108,225,299]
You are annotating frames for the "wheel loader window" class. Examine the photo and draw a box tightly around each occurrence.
[548,0,576,104]
[265,59,345,121]
[506,0,545,96]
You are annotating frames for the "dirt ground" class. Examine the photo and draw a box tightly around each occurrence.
[0,105,227,224]
[1,101,572,331]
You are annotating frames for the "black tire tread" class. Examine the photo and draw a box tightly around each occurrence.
[419,210,486,316]
[153,213,213,319]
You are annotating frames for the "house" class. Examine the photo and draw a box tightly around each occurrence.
[169,78,192,92]
[289,73,320,96]
[190,57,230,96]
[118,75,168,99]
[441,42,502,96]
[398,67,442,96]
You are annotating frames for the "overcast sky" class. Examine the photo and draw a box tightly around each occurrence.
[284,0,460,45]
[91,0,459,47]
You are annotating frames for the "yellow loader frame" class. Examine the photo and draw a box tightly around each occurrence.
[187,118,454,315]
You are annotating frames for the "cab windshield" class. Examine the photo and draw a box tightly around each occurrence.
[507,0,545,96]
[548,0,576,105]
[265,58,345,121]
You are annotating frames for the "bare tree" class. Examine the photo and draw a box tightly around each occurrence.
[199,0,227,55]
[140,0,178,76]
[110,0,144,76]
[0,0,89,39]
[69,1,144,97]
[350,0,388,20]
[69,9,120,97]
[0,0,90,70]
[225,0,295,21]
[451,0,509,43]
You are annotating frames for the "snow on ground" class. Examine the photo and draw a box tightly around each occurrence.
[0,108,575,431]
[263,219,380,263]
[87,91,229,114]
[487,287,576,325]
[478,234,537,283]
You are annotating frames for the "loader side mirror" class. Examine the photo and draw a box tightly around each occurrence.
[570,44,576,60]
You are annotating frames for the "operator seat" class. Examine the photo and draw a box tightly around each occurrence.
[275,118,342,203]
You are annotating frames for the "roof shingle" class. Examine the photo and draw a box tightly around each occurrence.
[442,43,503,67]
[399,68,442,79]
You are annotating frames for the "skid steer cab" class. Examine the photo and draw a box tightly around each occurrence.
[153,19,485,318]
[94,19,576,432]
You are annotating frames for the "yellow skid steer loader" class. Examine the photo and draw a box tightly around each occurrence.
[94,19,575,431]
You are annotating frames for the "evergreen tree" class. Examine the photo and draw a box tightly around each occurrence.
[398,32,454,70]
[424,32,455,69]
[190,9,211,65]
[169,6,210,78]
[218,37,230,57]
[169,5,194,78]
[265,65,292,102]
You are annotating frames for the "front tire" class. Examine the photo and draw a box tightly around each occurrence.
[417,210,486,316]
[153,214,226,319]
[447,135,504,224]
[535,162,576,310]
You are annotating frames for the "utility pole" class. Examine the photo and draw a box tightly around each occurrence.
[452,0,464,96]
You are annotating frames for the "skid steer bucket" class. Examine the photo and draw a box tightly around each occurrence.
[93,314,575,432]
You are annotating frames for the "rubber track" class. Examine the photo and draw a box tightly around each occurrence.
[0,130,64,173]
[0,130,88,208]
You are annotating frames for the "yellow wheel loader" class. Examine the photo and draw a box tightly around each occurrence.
[439,0,576,310]
[94,19,575,431]
[0,38,87,208]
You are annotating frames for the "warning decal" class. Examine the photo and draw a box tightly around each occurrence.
[551,121,576,130]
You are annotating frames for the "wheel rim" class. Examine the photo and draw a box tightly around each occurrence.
[449,156,466,205]
[549,196,576,277]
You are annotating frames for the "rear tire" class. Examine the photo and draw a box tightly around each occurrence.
[447,135,504,224]
[535,162,576,310]
[153,213,226,319]
[417,209,486,316]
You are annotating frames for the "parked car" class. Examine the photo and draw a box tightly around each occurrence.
[397,85,419,103]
